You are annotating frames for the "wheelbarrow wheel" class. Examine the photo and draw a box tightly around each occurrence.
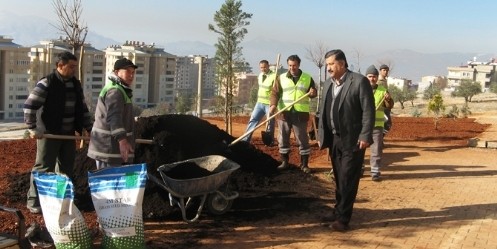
[206,192,233,215]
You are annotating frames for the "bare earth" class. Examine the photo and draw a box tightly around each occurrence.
[0,102,496,248]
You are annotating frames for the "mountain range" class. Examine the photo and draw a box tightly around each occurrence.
[1,10,495,83]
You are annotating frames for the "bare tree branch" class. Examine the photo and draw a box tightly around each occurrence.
[51,0,88,52]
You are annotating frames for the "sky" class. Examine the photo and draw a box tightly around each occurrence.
[1,0,495,54]
[1,0,496,81]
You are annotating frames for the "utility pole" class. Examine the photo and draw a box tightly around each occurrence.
[195,56,205,118]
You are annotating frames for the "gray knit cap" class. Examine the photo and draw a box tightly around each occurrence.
[366,65,379,76]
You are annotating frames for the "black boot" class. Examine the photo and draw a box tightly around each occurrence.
[277,153,290,170]
[300,155,311,173]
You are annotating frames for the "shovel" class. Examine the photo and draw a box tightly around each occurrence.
[41,134,154,144]
[230,91,311,146]
[260,54,280,146]
[260,113,273,146]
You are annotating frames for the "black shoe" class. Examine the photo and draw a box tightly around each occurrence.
[330,220,349,232]
[321,214,336,222]
[372,175,381,182]
[28,206,42,214]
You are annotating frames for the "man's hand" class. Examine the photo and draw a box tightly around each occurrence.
[269,105,277,115]
[119,138,134,163]
[309,88,316,96]
[28,128,43,139]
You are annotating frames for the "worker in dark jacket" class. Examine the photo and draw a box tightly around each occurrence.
[23,51,93,214]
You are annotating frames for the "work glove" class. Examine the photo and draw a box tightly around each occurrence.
[28,128,43,139]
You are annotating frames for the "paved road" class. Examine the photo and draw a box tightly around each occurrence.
[305,113,497,249]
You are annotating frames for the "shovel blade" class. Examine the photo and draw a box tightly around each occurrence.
[261,131,273,146]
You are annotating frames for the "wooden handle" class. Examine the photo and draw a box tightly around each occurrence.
[229,91,311,146]
[42,134,154,144]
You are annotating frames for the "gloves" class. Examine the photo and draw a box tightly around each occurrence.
[28,128,43,139]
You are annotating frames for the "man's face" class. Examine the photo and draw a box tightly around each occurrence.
[326,55,346,80]
[380,68,389,77]
[288,59,300,76]
[57,60,78,79]
[367,74,378,86]
[259,62,269,74]
[116,67,136,86]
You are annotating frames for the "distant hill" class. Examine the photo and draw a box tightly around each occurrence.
[1,10,494,82]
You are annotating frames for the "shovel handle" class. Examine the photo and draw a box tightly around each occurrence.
[42,134,154,144]
[230,91,311,146]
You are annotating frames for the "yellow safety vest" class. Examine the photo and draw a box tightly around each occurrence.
[374,85,387,128]
[278,72,311,112]
[257,71,276,105]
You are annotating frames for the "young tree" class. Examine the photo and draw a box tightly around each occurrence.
[427,93,445,130]
[305,41,328,111]
[423,82,442,100]
[451,79,482,103]
[208,0,252,134]
[52,0,88,82]
[175,93,193,114]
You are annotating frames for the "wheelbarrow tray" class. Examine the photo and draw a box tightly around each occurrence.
[157,155,240,198]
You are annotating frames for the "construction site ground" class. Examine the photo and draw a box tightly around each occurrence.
[0,94,496,248]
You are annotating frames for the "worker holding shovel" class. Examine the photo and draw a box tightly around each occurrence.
[269,55,317,173]
[242,59,277,145]
[88,58,137,169]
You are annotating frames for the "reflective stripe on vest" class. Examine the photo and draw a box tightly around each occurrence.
[257,71,276,105]
[100,81,132,104]
[278,72,311,112]
[374,85,387,128]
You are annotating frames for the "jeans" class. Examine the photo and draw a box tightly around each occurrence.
[242,102,274,142]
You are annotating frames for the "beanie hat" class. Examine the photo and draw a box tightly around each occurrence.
[379,64,389,70]
[366,65,379,76]
[114,58,138,70]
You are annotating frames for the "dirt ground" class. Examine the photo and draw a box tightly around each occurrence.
[0,112,494,248]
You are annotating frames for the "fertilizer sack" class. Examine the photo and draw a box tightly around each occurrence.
[88,164,147,249]
[33,172,92,249]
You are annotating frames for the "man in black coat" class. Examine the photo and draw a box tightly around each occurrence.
[317,49,375,231]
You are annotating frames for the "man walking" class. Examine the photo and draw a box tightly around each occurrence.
[318,49,375,231]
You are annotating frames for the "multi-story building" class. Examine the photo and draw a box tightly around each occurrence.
[175,55,216,106]
[0,35,30,120]
[447,58,497,91]
[29,38,106,110]
[105,41,176,109]
[234,72,257,104]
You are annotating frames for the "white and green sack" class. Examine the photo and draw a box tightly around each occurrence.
[88,164,147,249]
[33,172,92,249]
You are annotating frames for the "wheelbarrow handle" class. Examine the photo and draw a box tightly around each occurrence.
[41,134,154,144]
[229,91,311,146]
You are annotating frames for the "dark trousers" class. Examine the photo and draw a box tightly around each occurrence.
[27,138,76,208]
[330,134,366,224]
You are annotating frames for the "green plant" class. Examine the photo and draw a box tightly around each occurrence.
[427,93,445,129]
[445,104,459,119]
[460,103,471,118]
[411,108,422,117]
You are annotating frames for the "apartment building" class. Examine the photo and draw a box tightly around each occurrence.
[0,36,30,120]
[175,55,217,106]
[447,58,497,91]
[105,41,177,108]
[29,38,106,110]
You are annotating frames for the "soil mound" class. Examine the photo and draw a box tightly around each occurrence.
[73,114,279,218]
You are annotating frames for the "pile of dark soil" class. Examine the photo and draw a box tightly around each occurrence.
[73,114,280,218]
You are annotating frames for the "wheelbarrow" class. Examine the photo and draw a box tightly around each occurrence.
[148,155,240,223]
